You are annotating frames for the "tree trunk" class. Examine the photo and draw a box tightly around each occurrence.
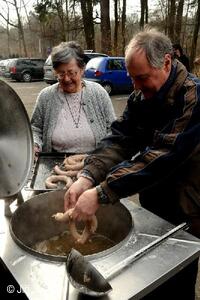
[168,0,176,42]
[181,0,190,46]
[140,0,145,29]
[175,0,184,43]
[140,0,148,29]
[80,0,95,50]
[5,1,11,57]
[113,0,119,55]
[66,0,70,40]
[121,0,126,55]
[190,1,200,71]
[1,0,27,56]
[145,0,148,24]
[100,0,111,54]
[12,0,27,56]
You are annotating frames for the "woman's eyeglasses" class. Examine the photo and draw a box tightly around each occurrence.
[56,70,79,80]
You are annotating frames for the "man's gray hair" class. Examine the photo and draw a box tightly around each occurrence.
[51,41,86,69]
[125,28,173,68]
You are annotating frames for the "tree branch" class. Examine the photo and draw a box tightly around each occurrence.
[0,12,18,27]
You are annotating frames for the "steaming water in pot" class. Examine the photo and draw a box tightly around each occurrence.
[10,190,133,262]
[34,231,116,256]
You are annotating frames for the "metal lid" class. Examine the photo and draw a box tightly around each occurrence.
[0,80,33,198]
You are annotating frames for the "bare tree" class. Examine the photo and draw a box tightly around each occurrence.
[80,0,95,50]
[121,0,126,54]
[140,0,148,29]
[0,0,18,56]
[100,0,111,54]
[53,0,66,41]
[190,1,200,70]
[13,0,27,56]
[22,0,31,30]
[181,0,190,46]
[175,0,184,43]
[113,0,119,55]
[65,0,70,40]
[0,0,199,62]
[68,1,84,41]
[168,0,176,41]
[0,0,27,56]
[4,0,11,57]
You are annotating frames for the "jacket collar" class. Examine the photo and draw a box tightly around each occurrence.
[166,59,188,105]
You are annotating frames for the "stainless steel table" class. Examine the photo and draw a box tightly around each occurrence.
[0,195,200,300]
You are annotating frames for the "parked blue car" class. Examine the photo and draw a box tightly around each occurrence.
[84,56,133,94]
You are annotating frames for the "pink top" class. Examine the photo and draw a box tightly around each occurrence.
[52,91,95,153]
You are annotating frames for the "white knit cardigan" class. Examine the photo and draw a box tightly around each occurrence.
[31,80,116,152]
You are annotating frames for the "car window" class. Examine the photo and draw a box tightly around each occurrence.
[30,59,43,66]
[7,59,17,67]
[8,60,14,67]
[84,52,108,63]
[3,60,10,67]
[28,61,37,66]
[45,55,52,66]
[85,57,103,70]
[86,53,107,59]
[107,59,125,71]
[17,59,30,66]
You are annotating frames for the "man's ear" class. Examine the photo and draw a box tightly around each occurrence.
[164,54,172,72]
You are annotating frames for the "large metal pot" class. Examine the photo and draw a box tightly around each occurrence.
[10,190,134,262]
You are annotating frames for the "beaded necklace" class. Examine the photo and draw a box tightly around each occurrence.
[64,90,83,128]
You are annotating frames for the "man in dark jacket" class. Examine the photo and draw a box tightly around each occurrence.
[173,43,190,72]
[64,28,200,299]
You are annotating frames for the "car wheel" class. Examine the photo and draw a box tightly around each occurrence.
[22,73,32,82]
[102,83,112,95]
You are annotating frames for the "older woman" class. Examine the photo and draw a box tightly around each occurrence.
[31,41,116,154]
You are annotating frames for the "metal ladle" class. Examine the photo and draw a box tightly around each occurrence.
[66,222,188,297]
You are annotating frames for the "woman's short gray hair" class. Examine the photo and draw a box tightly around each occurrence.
[51,41,86,69]
[125,28,173,68]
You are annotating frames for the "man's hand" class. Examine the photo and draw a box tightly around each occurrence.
[64,176,93,211]
[70,188,99,221]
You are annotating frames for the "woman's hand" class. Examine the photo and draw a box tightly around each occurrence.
[70,188,99,221]
[64,176,93,211]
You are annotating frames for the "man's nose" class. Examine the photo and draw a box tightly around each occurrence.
[133,79,142,91]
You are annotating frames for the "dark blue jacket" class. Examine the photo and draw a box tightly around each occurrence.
[84,59,200,236]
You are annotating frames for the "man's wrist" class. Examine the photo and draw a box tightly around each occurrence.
[78,170,96,185]
[78,176,94,189]
[96,185,110,205]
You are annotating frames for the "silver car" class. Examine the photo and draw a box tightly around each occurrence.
[43,52,108,85]
[43,55,57,84]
